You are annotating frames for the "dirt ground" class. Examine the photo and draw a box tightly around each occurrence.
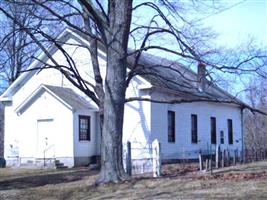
[1,161,267,199]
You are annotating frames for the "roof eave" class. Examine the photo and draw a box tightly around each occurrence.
[0,96,12,102]
[1,28,92,99]
[15,85,75,115]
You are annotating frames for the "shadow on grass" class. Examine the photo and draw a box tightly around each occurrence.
[0,169,98,191]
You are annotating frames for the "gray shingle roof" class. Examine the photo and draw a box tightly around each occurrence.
[44,85,92,110]
[133,52,243,104]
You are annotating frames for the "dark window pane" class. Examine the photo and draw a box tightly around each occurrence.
[191,114,198,144]
[220,130,224,144]
[211,117,216,144]
[79,116,91,141]
[168,111,175,143]
[228,119,233,144]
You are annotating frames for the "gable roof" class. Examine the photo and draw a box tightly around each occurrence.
[0,28,246,108]
[0,28,92,101]
[15,84,94,115]
[135,53,245,105]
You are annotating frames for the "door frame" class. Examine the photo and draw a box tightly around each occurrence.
[36,118,54,159]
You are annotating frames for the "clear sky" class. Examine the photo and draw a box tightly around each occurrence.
[200,0,267,97]
[204,0,267,47]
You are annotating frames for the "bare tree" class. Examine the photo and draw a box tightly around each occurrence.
[0,0,74,89]
[0,0,266,184]
[244,78,267,150]
[0,1,39,90]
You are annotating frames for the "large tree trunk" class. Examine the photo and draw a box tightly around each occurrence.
[96,0,133,184]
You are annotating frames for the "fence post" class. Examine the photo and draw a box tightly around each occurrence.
[209,159,212,174]
[237,148,239,163]
[216,145,220,168]
[241,149,243,163]
[209,145,213,174]
[199,150,203,171]
[233,149,236,165]
[152,139,161,177]
[221,149,225,168]
[227,149,230,166]
[225,149,228,167]
[205,159,209,171]
[126,141,132,176]
[245,148,248,163]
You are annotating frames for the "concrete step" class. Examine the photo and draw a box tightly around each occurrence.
[54,160,61,164]
[54,160,68,169]
[55,163,64,167]
[56,165,68,169]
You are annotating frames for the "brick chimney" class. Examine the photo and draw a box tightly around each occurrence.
[197,63,207,91]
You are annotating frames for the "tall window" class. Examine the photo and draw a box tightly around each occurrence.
[79,115,91,141]
[220,131,224,144]
[210,117,216,144]
[228,119,233,144]
[191,114,198,144]
[168,111,175,143]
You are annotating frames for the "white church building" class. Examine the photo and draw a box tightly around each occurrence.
[0,29,245,167]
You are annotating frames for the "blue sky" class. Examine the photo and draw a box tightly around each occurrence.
[204,0,267,47]
[201,0,267,98]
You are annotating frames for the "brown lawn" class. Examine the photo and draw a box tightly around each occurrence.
[1,161,267,199]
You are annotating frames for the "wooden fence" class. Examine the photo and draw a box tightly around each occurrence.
[199,146,267,172]
[124,143,267,176]
[124,139,161,177]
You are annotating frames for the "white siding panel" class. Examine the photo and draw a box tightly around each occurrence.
[73,110,99,157]
[151,101,242,159]
[9,91,74,164]
[123,79,152,149]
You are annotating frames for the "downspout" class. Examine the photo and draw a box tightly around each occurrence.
[241,107,244,162]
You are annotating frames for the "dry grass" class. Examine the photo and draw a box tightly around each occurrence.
[1,161,267,199]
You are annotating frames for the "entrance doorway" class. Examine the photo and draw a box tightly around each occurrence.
[36,119,55,159]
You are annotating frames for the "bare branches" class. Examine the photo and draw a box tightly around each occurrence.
[0,0,266,184]
[130,1,267,96]
[81,10,104,110]
[0,0,266,111]
[0,3,100,105]
[78,0,108,44]
[244,77,267,149]
[0,1,38,85]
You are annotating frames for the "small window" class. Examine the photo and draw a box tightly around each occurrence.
[191,114,198,144]
[211,117,216,144]
[168,111,175,143]
[228,119,233,144]
[220,131,224,144]
[79,115,91,141]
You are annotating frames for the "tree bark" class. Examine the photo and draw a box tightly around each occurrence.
[96,0,133,184]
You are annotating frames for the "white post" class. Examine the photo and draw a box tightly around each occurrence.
[199,150,203,171]
[152,139,161,177]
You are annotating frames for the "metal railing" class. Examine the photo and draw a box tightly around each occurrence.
[43,144,55,166]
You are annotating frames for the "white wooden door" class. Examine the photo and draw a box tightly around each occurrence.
[36,119,55,158]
